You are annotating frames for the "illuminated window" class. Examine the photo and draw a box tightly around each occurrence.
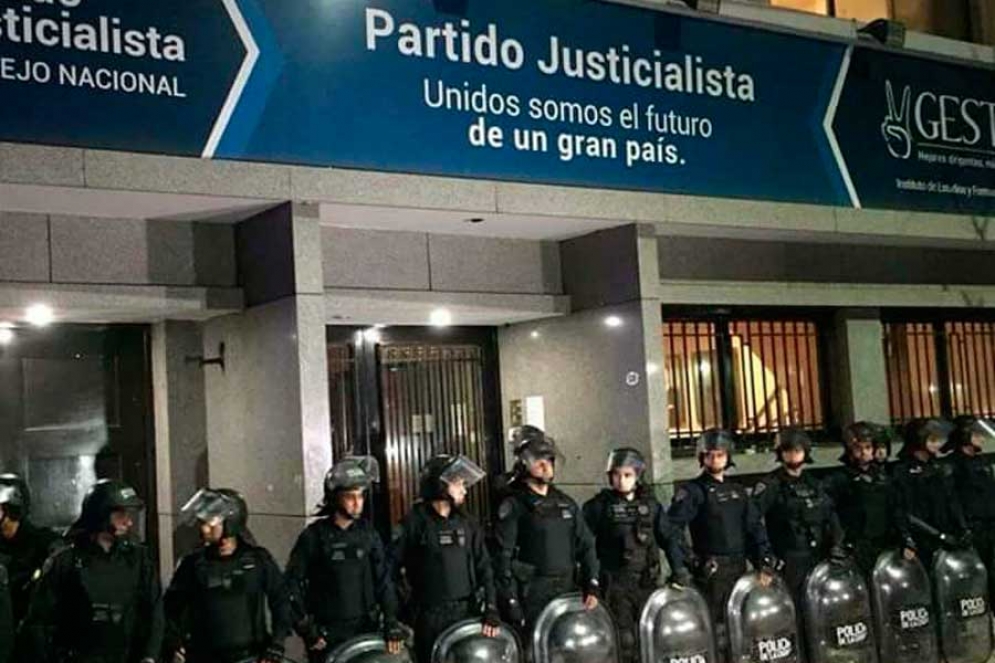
[663,315,827,453]
[883,317,995,423]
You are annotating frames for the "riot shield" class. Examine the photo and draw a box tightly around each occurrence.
[533,592,619,663]
[640,585,717,663]
[326,634,415,663]
[727,572,799,663]
[870,550,937,663]
[803,560,877,663]
[431,618,521,663]
[933,548,993,663]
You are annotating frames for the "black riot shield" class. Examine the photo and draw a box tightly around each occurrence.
[431,618,522,663]
[727,572,799,663]
[639,585,717,663]
[533,593,619,663]
[326,634,416,663]
[933,548,994,663]
[870,550,937,663]
[803,560,877,663]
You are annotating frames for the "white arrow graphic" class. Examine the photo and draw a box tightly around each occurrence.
[202,0,259,159]
[823,45,862,209]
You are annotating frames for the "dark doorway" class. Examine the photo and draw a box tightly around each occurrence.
[326,326,503,532]
[0,325,156,549]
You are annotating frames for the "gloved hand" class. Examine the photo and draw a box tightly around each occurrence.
[482,604,502,637]
[760,555,784,575]
[829,545,849,566]
[482,604,502,629]
[669,567,694,589]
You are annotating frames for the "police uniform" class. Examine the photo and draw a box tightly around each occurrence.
[19,536,163,663]
[494,483,600,638]
[0,563,12,663]
[824,458,911,575]
[892,455,967,567]
[752,469,843,601]
[285,516,399,661]
[948,452,995,579]
[163,542,291,663]
[0,518,59,625]
[583,488,671,663]
[666,474,773,633]
[390,501,497,663]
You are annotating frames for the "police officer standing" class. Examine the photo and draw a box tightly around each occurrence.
[0,473,59,624]
[665,430,775,658]
[285,456,403,662]
[892,418,969,568]
[493,435,600,640]
[390,454,499,663]
[583,448,673,663]
[490,426,549,516]
[163,488,291,663]
[0,561,12,663]
[753,429,845,602]
[823,422,916,575]
[942,417,995,583]
[20,479,163,663]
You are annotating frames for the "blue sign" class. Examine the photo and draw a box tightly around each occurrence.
[832,46,995,215]
[0,0,991,215]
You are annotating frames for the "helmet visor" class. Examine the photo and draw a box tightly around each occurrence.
[327,455,381,492]
[605,449,645,474]
[520,442,566,469]
[0,485,18,506]
[439,455,486,489]
[180,489,235,526]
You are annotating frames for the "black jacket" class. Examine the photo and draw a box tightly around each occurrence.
[19,535,163,663]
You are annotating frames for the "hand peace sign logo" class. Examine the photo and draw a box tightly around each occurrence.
[882,80,913,160]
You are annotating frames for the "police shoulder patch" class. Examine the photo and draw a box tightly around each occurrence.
[752,482,767,496]
[498,500,515,521]
[673,488,689,503]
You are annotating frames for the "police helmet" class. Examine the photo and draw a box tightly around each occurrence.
[695,429,736,468]
[419,454,486,502]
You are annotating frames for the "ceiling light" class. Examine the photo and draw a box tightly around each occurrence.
[0,328,13,345]
[430,308,453,327]
[25,304,54,327]
[604,315,623,328]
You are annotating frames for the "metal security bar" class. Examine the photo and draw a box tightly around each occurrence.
[729,320,824,436]
[946,321,995,418]
[882,322,942,423]
[327,344,357,462]
[663,317,826,452]
[378,344,491,525]
[662,321,722,448]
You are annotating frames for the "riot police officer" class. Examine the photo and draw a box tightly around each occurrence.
[824,422,916,575]
[163,488,291,663]
[753,429,845,602]
[285,456,403,662]
[490,426,549,514]
[0,562,12,663]
[390,454,499,663]
[493,435,600,641]
[19,479,163,663]
[942,417,995,585]
[0,473,59,624]
[892,418,969,567]
[583,447,673,663]
[665,430,775,658]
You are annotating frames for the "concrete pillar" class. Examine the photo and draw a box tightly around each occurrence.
[833,309,891,426]
[498,225,666,505]
[151,320,209,583]
[201,203,332,564]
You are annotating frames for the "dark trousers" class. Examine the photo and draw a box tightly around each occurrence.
[519,573,577,661]
[413,599,474,663]
[693,555,747,663]
[781,550,819,663]
[603,571,655,663]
